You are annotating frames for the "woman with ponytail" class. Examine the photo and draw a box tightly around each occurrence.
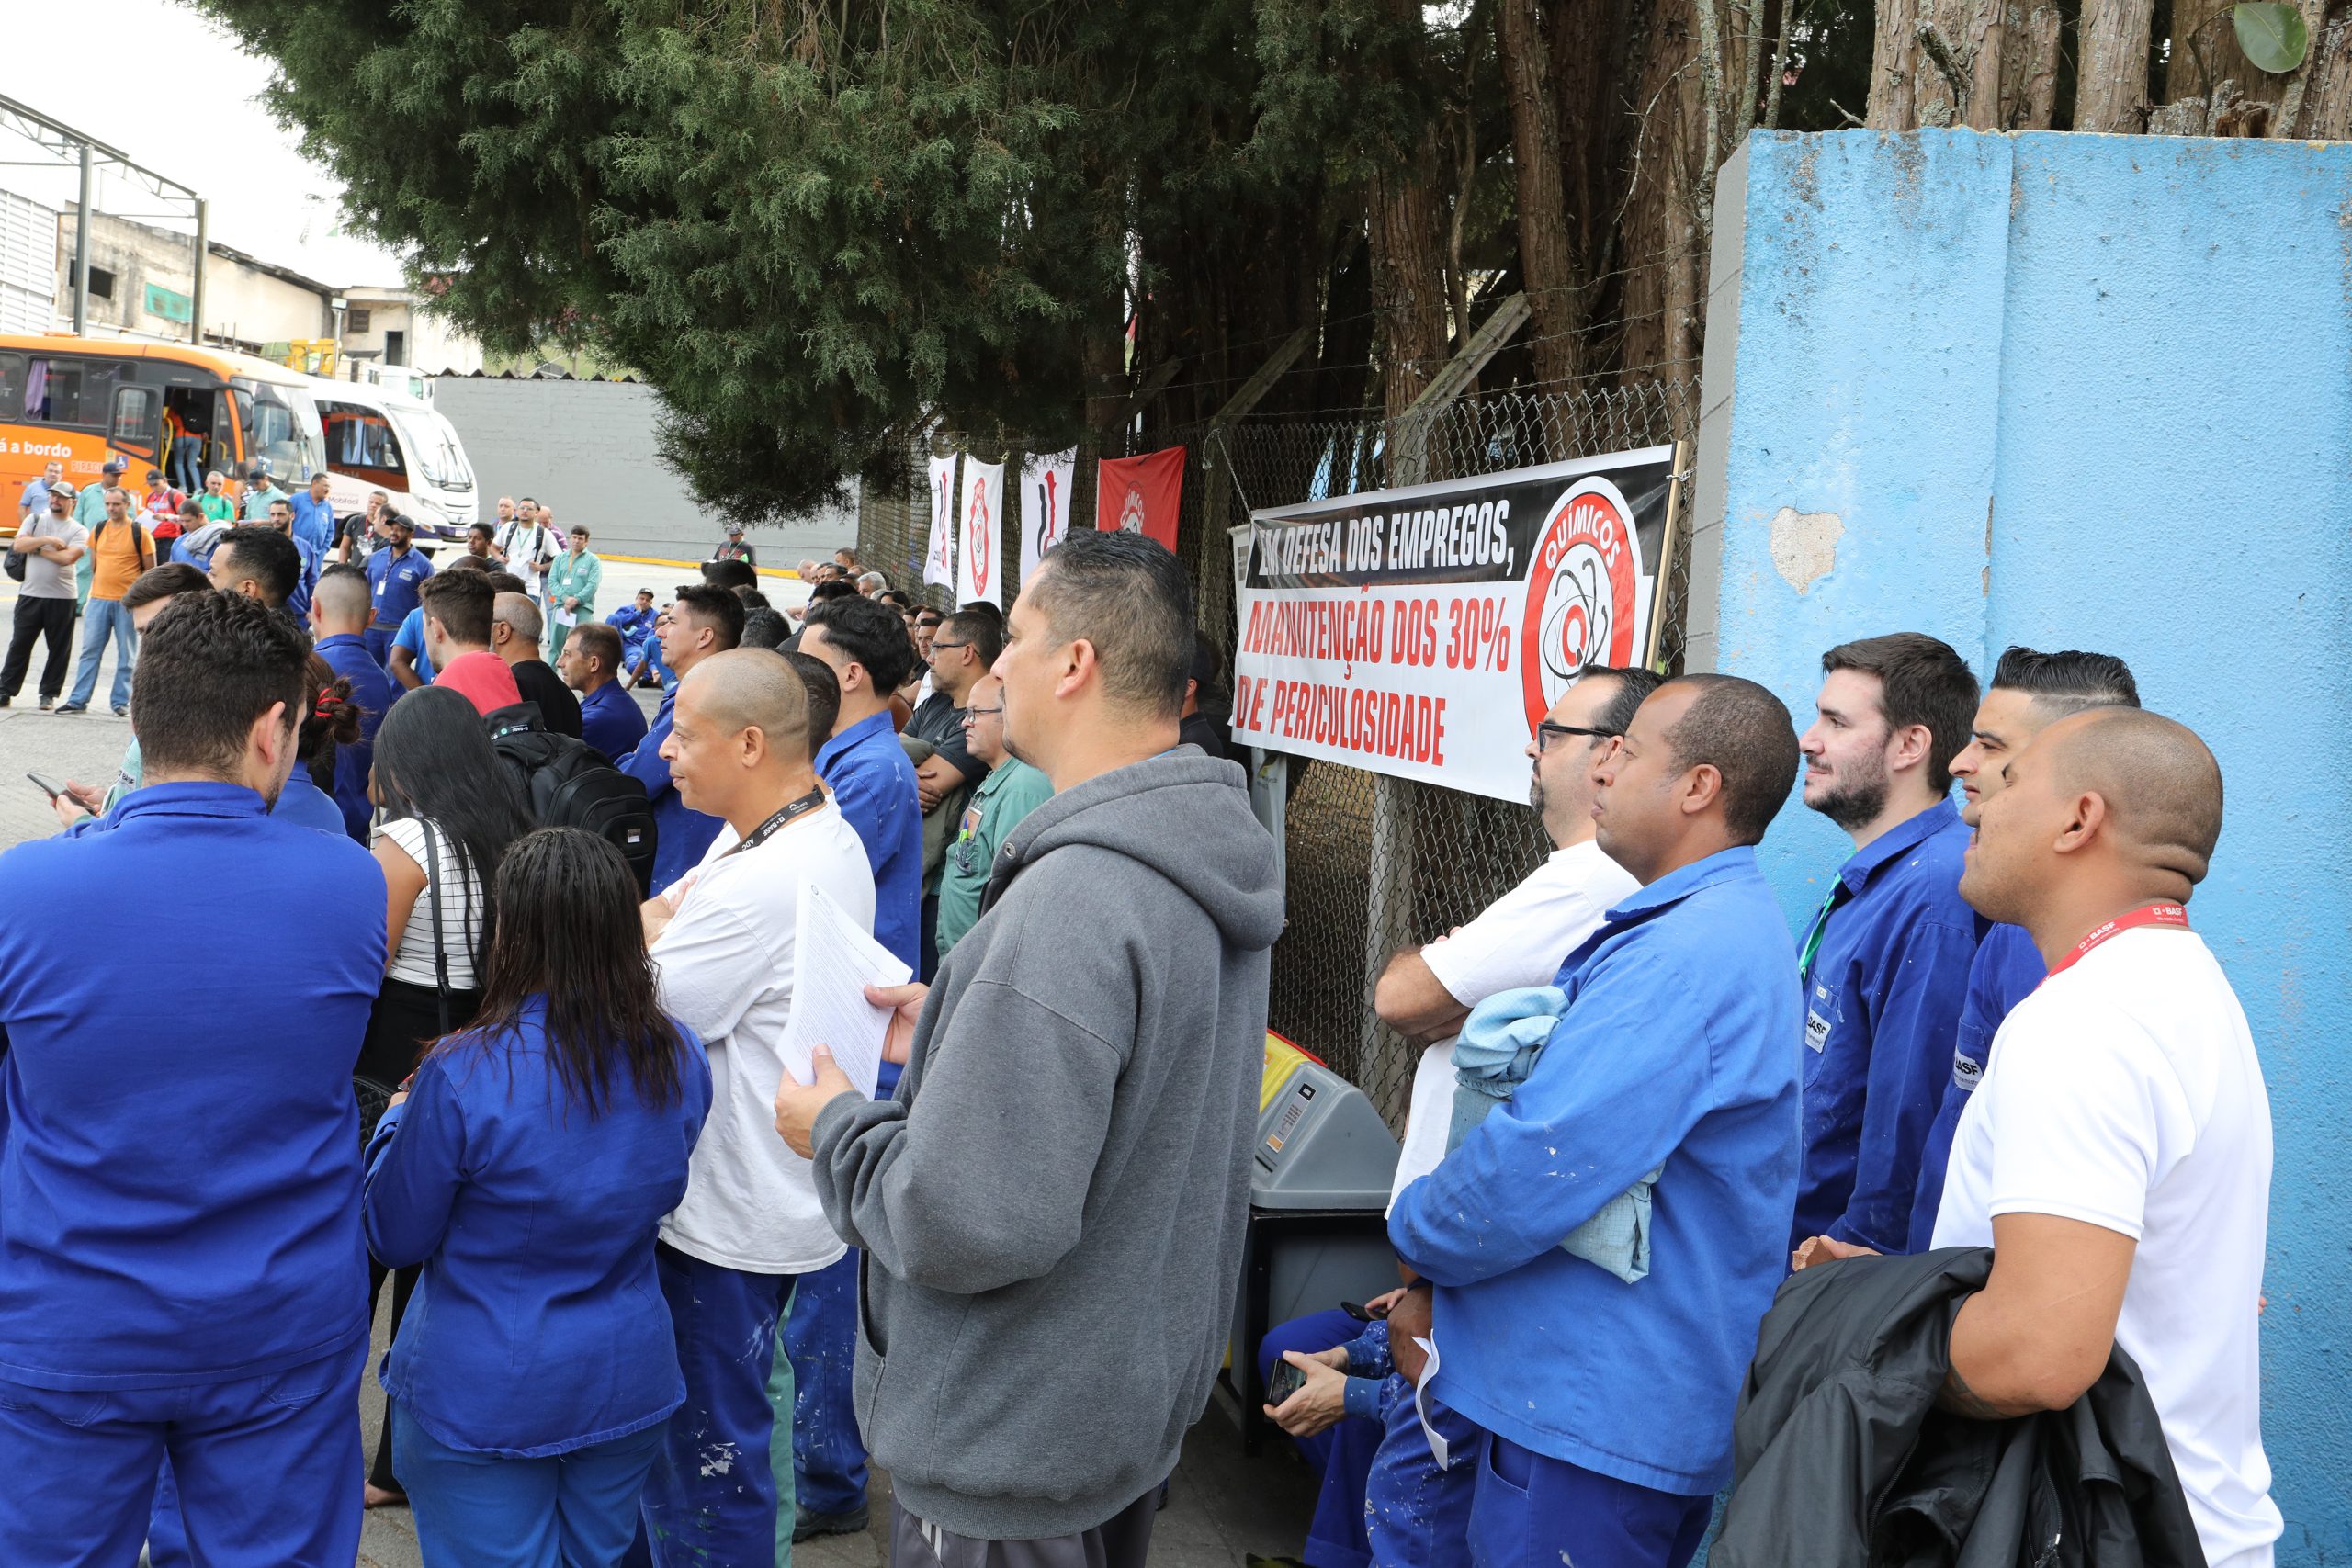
[271,651,362,836]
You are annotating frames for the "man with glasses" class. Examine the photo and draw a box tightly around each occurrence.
[904,608,997,982]
[933,673,1053,960]
[1254,667,1659,1568]
[547,524,603,663]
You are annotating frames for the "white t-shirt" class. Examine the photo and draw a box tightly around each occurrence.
[1934,926,2278,1568]
[376,817,487,990]
[651,800,876,1274]
[1386,839,1639,1208]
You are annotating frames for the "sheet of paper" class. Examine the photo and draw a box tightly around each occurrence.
[553,606,578,627]
[779,879,913,1098]
[1412,1337,1451,1469]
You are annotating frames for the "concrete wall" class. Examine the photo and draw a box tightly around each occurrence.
[428,375,855,565]
[1693,128,2352,1562]
[343,288,484,377]
[53,213,333,349]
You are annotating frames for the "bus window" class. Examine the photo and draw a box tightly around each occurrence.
[321,403,406,481]
[110,386,160,461]
[21,355,130,429]
[232,378,327,482]
[0,353,25,419]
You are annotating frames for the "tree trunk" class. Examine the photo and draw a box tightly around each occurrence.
[2016,4,2063,125]
[2297,11,2352,133]
[1369,144,1452,418]
[1620,0,1707,379]
[1498,0,1587,388]
[2074,0,2156,130]
[1868,0,1924,126]
[2165,0,2259,101]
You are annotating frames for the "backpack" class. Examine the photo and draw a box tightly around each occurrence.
[484,703,660,894]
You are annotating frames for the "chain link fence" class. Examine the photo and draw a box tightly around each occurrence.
[859,377,1699,1128]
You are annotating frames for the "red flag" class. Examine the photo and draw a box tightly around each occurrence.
[1094,446,1186,551]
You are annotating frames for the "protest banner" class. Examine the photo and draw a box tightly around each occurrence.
[1020,448,1076,584]
[957,457,1004,606]
[1230,446,1679,804]
[1095,446,1184,550]
[924,454,957,589]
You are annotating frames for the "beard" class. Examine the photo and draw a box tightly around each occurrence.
[1528,769,1546,815]
[1809,749,1890,832]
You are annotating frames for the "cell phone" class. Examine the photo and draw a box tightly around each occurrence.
[27,773,93,815]
[1341,1300,1378,1322]
[1266,1359,1308,1406]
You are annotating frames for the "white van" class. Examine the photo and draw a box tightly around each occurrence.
[307,377,478,546]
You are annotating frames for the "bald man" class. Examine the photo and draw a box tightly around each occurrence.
[1807,707,2278,1568]
[490,591,583,739]
[635,651,879,1565]
[309,566,396,841]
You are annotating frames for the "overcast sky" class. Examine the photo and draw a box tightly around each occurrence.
[6,0,408,288]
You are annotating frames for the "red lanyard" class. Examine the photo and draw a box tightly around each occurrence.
[2040,902,2190,987]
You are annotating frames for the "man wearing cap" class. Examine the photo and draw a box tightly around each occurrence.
[364,515,435,667]
[2,483,86,710]
[240,465,288,523]
[713,521,757,567]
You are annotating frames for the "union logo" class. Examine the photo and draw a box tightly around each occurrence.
[967,478,992,592]
[1118,484,1148,534]
[1519,479,1642,735]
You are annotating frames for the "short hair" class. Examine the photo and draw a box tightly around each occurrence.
[703,558,758,592]
[857,571,888,592]
[568,525,591,539]
[803,592,917,690]
[1026,531,1194,719]
[914,606,944,626]
[217,525,303,608]
[443,553,488,573]
[780,649,842,743]
[122,561,211,613]
[483,570,527,597]
[1821,632,1981,792]
[1575,664,1665,737]
[741,606,792,649]
[938,608,1003,669]
[876,589,912,610]
[495,592,544,644]
[312,564,373,622]
[833,546,861,564]
[671,583,746,651]
[2045,707,2223,883]
[132,591,310,777]
[517,495,538,510]
[266,497,293,518]
[177,497,205,523]
[1989,646,2140,717]
[419,570,496,646]
[468,522,495,543]
[956,600,1006,629]
[1658,673,1802,845]
[571,620,623,671]
[809,578,859,603]
[691,649,815,760]
[736,587,772,611]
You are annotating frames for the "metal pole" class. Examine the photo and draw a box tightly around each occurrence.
[71,143,92,334]
[189,197,208,346]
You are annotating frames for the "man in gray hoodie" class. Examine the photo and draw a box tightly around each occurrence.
[776,529,1283,1568]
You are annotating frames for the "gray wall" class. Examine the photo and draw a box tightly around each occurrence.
[429,376,855,565]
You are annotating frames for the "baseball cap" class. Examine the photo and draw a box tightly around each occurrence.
[145,468,164,481]
[726,521,745,534]
[49,480,76,502]
[100,459,125,475]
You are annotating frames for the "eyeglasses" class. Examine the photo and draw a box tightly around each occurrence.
[931,640,971,652]
[1534,721,1620,754]
[965,704,1004,717]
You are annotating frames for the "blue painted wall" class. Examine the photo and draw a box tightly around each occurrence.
[1706,129,2352,1562]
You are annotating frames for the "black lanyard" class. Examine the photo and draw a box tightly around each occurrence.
[720,785,828,859]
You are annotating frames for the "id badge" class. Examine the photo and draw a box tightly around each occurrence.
[1805,983,1833,1052]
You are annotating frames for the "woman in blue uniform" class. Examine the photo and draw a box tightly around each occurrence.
[363,828,713,1565]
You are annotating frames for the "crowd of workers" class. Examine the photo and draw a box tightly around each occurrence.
[0,468,2276,1568]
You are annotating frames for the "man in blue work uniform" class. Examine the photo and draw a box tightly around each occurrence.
[0,591,385,1566]
[1898,645,2142,1252]
[786,591,925,1541]
[288,471,336,557]
[1787,633,1983,1260]
[1389,674,1804,1568]
[560,620,652,763]
[311,565,399,841]
[364,513,435,666]
[616,584,742,895]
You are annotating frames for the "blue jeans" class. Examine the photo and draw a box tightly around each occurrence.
[783,1249,869,1517]
[1466,1433,1710,1568]
[397,1401,663,1568]
[170,436,202,493]
[69,595,137,709]
[0,1346,362,1568]
[634,1243,800,1566]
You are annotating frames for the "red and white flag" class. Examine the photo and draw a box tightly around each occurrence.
[956,457,1004,608]
[1019,447,1076,585]
[923,454,958,590]
[1094,446,1185,552]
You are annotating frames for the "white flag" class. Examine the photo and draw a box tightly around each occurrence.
[923,455,957,590]
[956,457,1005,608]
[1018,447,1076,587]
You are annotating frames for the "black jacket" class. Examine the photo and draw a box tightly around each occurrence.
[1714,1247,2205,1568]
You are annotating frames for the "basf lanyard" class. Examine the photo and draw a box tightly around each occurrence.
[718,785,828,861]
[2039,902,2189,988]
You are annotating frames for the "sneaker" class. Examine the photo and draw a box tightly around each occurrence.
[792,1505,870,1543]
[53,704,85,715]
[112,705,129,717]
[38,696,54,711]
[0,696,9,708]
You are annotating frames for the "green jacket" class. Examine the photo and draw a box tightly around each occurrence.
[934,759,1054,957]
[548,548,602,615]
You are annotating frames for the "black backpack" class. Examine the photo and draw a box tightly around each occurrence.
[485,703,659,895]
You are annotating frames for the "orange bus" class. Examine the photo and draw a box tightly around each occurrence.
[0,333,327,536]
